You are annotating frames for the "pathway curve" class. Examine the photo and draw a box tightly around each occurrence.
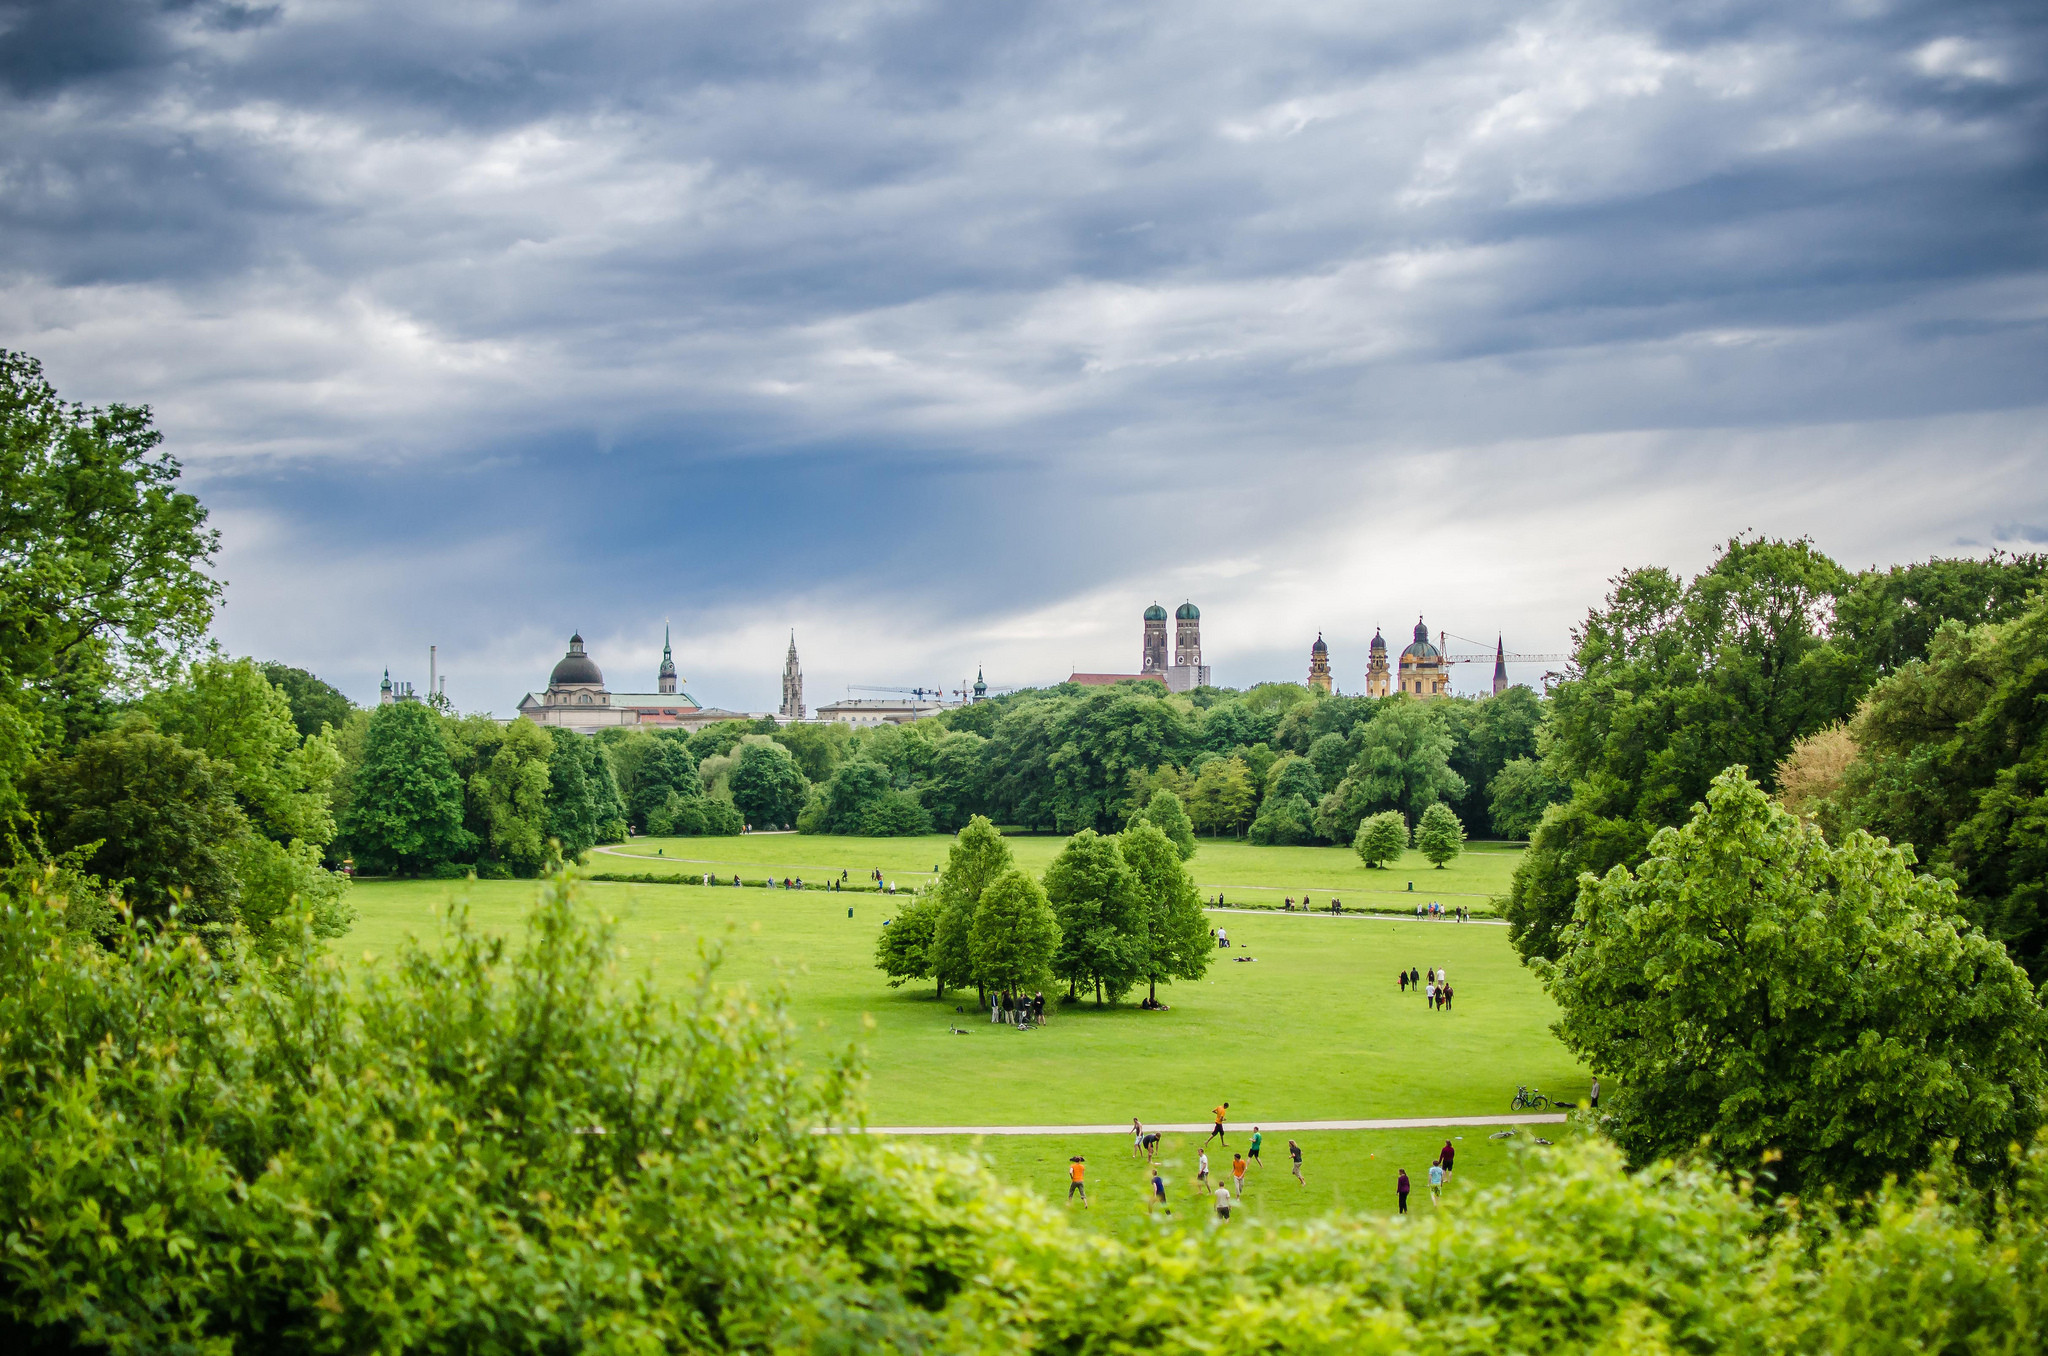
[826,1113,1569,1136]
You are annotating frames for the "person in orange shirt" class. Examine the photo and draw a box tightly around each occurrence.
[1067,1156,1088,1207]
[1230,1153,1248,1199]
[1205,1101,1229,1146]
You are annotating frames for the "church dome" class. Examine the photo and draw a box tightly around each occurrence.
[1176,601,1200,620]
[1311,633,1327,654]
[550,633,605,687]
[1370,628,1387,652]
[1144,603,1168,622]
[1401,618,1440,661]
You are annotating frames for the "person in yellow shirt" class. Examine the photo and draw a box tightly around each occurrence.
[1205,1101,1229,1147]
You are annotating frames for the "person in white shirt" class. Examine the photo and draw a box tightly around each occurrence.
[1214,1185,1233,1220]
[1197,1149,1211,1189]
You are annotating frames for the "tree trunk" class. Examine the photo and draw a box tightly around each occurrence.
[1149,976,1157,1004]
[1095,979,1103,1007]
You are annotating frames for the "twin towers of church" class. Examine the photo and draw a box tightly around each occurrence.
[1141,602,1211,693]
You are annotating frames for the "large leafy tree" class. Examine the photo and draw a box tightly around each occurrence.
[1044,689,1197,832]
[468,718,554,876]
[1043,829,1147,1005]
[1183,756,1256,837]
[1833,551,2048,690]
[1414,801,1466,867]
[873,893,943,996]
[729,741,810,829]
[1353,811,1407,868]
[1118,821,1210,1005]
[341,702,471,875]
[930,816,1015,998]
[1547,769,2046,1200]
[1442,686,1545,831]
[1507,537,1857,961]
[145,657,341,847]
[1487,757,1565,839]
[627,736,700,832]
[257,663,355,741]
[0,351,219,827]
[1134,788,1197,860]
[1344,697,1467,829]
[26,726,245,942]
[969,868,1061,1001]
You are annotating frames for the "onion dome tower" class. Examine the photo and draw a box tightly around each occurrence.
[1308,633,1332,694]
[1174,600,1202,669]
[658,624,678,695]
[1142,603,1170,674]
[1366,628,1390,698]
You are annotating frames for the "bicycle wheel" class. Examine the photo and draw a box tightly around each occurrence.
[1531,1095,1550,1109]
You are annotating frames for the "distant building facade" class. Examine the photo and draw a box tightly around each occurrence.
[780,632,805,719]
[1142,604,1169,676]
[1168,602,1210,691]
[1396,618,1452,697]
[1308,634,1332,694]
[815,697,944,726]
[517,632,712,731]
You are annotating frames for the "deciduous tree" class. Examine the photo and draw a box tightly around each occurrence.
[1353,811,1407,868]
[874,893,943,995]
[1414,801,1466,868]
[1135,788,1197,860]
[1119,821,1210,1005]
[931,816,1014,998]
[1547,768,2047,1200]
[729,741,809,829]
[1043,829,1146,1004]
[969,869,1061,1000]
[341,702,471,876]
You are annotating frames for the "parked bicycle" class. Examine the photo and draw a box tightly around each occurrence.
[1510,1085,1551,1111]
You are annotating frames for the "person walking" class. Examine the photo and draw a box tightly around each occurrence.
[1428,1159,1445,1205]
[1150,1166,1170,1215]
[1067,1157,1088,1207]
[1206,1102,1229,1147]
[1289,1139,1305,1185]
[1439,1141,1455,1182]
[1231,1153,1247,1198]
[1132,1117,1145,1158]
[1214,1184,1233,1221]
[1396,1168,1411,1215]
[1590,1076,1600,1109]
[1196,1148,1211,1191]
[1248,1127,1263,1169]
[1398,970,1408,993]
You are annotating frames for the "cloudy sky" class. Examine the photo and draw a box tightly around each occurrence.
[4,0,2045,713]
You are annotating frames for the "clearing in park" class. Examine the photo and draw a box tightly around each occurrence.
[345,833,1584,1236]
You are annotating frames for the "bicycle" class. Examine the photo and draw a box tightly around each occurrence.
[1510,1085,1551,1111]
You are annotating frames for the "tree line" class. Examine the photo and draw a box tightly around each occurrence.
[874,797,1210,1008]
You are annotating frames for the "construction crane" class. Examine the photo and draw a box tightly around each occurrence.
[952,676,1017,703]
[1438,631,1572,667]
[848,684,948,702]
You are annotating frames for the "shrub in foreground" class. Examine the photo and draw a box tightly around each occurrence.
[4,872,2048,1354]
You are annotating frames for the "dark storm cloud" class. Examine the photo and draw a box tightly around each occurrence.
[2,0,2045,708]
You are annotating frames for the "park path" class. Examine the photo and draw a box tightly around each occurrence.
[826,1113,1569,1136]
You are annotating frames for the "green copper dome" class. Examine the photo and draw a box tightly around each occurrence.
[1144,603,1168,622]
[1176,601,1200,621]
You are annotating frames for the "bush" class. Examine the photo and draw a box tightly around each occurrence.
[1353,810,1408,868]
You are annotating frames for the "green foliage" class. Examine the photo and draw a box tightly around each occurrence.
[624,733,701,832]
[1547,768,2047,1200]
[769,718,853,783]
[1352,810,1408,869]
[1833,549,2048,688]
[1248,791,1316,845]
[931,816,1015,996]
[146,656,343,847]
[1487,756,1564,839]
[467,717,555,875]
[1340,697,1467,830]
[1414,800,1466,867]
[804,756,929,836]
[1134,787,1197,860]
[0,351,219,828]
[257,661,355,740]
[24,724,246,942]
[1043,828,1146,1004]
[1264,752,1322,804]
[969,868,1061,998]
[1118,820,1211,1003]
[340,701,471,875]
[874,892,943,993]
[1184,754,1256,837]
[1441,685,1546,831]
[730,740,811,829]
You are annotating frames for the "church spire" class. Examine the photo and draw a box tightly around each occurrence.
[657,623,678,694]
[780,631,805,720]
[1492,634,1508,696]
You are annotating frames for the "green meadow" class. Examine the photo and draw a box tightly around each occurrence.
[347,840,1570,1126]
[595,832,1521,911]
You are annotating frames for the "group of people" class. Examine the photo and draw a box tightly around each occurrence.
[1398,965,1454,1009]
[1393,1141,1457,1214]
[1074,1105,1304,1221]
[992,991,1046,1026]
[1280,897,1346,912]
[1415,901,1469,920]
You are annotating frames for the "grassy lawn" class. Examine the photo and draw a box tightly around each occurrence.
[346,855,1578,1130]
[597,833,1521,912]
[908,1122,1585,1241]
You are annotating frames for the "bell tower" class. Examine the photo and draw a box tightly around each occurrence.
[657,625,678,695]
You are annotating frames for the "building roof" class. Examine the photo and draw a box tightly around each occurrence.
[1370,628,1387,652]
[1068,672,1168,687]
[549,634,605,687]
[1311,633,1327,654]
[611,692,703,710]
[1401,617,1441,661]
[1144,602,1168,621]
[1176,601,1200,620]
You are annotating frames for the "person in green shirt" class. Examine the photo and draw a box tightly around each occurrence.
[1248,1127,1263,1169]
